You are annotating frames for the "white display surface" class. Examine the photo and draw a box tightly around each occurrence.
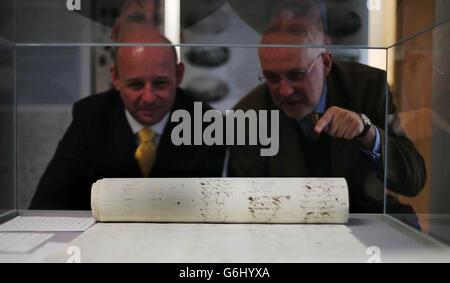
[0,216,95,232]
[1,212,449,263]
[46,222,368,263]
[0,232,54,253]
[0,242,66,263]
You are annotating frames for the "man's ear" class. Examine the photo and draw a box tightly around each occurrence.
[322,51,333,77]
[111,65,120,91]
[175,62,185,86]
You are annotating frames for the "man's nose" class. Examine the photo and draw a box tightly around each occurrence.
[278,79,294,97]
[141,83,156,103]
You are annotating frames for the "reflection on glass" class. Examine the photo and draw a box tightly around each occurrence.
[0,0,15,216]
[7,0,438,46]
[0,44,15,214]
[388,18,450,241]
[16,0,427,221]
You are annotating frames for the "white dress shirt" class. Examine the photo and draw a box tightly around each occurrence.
[125,109,170,148]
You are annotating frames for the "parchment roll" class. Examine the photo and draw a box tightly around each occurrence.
[91,178,349,224]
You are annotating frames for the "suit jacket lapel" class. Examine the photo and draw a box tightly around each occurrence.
[109,91,141,176]
[151,89,192,176]
[279,112,308,176]
[259,86,307,177]
[326,68,353,177]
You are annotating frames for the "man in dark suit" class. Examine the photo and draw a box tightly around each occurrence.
[30,27,225,210]
[228,1,426,217]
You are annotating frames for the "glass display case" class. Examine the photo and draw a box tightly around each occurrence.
[0,0,449,263]
[0,0,15,220]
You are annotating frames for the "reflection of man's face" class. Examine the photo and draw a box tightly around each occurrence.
[259,33,329,119]
[121,0,162,26]
[112,45,182,126]
[112,0,163,41]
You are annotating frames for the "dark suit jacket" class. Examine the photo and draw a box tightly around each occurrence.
[30,88,226,210]
[228,61,427,213]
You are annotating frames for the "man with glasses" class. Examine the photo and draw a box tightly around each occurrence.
[228,0,426,218]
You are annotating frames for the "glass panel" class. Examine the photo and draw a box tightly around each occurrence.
[0,1,16,216]
[386,19,450,244]
[17,42,389,211]
[15,0,442,47]
[0,0,15,43]
[16,46,90,208]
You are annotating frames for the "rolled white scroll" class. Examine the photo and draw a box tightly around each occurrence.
[91,178,349,224]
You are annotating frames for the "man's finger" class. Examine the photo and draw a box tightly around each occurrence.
[336,123,348,138]
[315,108,336,133]
[327,121,340,137]
[336,114,355,138]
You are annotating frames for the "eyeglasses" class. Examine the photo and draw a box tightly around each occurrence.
[259,52,324,84]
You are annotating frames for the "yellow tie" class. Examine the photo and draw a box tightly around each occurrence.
[307,112,321,140]
[135,128,157,177]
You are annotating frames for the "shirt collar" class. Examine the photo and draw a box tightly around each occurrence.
[295,82,327,124]
[125,109,170,136]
